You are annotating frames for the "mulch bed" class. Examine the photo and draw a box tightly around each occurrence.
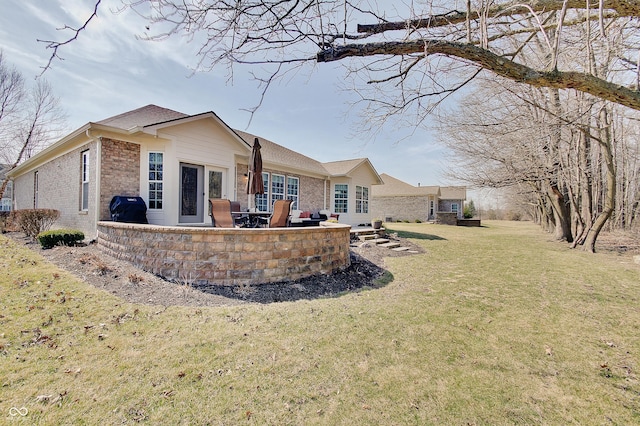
[5,231,423,306]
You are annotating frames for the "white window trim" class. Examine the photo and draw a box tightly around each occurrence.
[356,185,369,214]
[148,152,164,210]
[334,183,348,214]
[287,176,300,210]
[271,173,285,204]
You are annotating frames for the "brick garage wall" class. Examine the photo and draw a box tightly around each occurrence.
[98,222,351,286]
[100,138,141,220]
[12,141,98,237]
[371,195,429,222]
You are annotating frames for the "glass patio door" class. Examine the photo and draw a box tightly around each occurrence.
[179,163,204,223]
[208,170,223,199]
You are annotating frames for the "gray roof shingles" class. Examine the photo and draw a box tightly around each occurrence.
[96,104,188,130]
[96,105,381,180]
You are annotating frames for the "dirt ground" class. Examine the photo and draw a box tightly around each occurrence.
[6,232,423,307]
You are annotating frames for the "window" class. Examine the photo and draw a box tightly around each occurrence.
[334,184,348,213]
[287,176,299,210]
[355,185,369,214]
[271,174,285,206]
[255,172,270,211]
[80,151,89,210]
[148,152,163,209]
[255,173,299,211]
[1,181,12,211]
[208,170,223,199]
[451,203,459,213]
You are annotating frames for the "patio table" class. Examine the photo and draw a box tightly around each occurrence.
[232,211,271,228]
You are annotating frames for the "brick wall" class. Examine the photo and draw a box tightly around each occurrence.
[371,195,429,222]
[438,199,463,218]
[100,138,141,220]
[12,141,98,236]
[437,212,458,225]
[98,222,351,286]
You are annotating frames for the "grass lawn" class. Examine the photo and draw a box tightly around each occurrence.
[1,221,639,424]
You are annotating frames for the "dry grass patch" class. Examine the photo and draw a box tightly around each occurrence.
[1,222,639,424]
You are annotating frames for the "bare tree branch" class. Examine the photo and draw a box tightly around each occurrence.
[37,0,102,75]
[356,0,640,34]
[318,39,640,110]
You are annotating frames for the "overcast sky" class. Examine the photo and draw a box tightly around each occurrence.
[0,0,457,188]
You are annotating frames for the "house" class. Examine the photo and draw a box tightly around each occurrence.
[7,105,382,237]
[322,159,383,226]
[0,164,13,211]
[371,173,466,224]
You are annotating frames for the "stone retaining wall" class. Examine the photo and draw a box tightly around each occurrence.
[457,219,482,227]
[97,221,351,286]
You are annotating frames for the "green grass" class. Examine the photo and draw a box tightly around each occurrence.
[1,221,639,424]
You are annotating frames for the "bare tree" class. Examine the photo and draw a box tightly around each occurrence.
[0,54,66,201]
[41,1,640,114]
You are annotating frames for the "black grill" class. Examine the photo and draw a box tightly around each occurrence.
[109,196,148,224]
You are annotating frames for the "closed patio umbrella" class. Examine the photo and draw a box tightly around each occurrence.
[247,138,264,207]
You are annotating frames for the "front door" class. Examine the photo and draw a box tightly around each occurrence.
[179,163,204,223]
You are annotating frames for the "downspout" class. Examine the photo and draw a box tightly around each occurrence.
[87,129,102,240]
[95,136,102,233]
[324,177,328,210]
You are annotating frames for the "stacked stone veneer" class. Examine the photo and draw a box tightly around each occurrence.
[97,222,351,286]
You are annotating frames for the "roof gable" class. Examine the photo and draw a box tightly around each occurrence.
[322,158,383,184]
[373,173,439,197]
[96,105,188,130]
[439,186,467,200]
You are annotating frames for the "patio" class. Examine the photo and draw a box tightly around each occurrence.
[97,221,351,286]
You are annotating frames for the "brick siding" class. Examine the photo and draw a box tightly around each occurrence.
[371,195,430,222]
[12,141,98,236]
[100,138,141,220]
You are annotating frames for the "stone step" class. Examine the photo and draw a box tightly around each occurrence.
[391,246,411,252]
[372,238,391,245]
[359,234,378,241]
[378,241,400,249]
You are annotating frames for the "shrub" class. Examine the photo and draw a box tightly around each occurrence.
[505,210,522,221]
[0,211,10,233]
[464,200,477,219]
[37,229,85,249]
[11,209,60,239]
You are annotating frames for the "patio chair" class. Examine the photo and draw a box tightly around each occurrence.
[259,199,293,228]
[209,199,235,228]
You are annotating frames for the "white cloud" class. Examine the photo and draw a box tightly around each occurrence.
[0,0,455,186]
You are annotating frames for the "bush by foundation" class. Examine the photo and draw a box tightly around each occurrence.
[37,229,85,249]
[11,209,60,239]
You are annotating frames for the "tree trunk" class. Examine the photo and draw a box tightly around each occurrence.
[582,107,616,253]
